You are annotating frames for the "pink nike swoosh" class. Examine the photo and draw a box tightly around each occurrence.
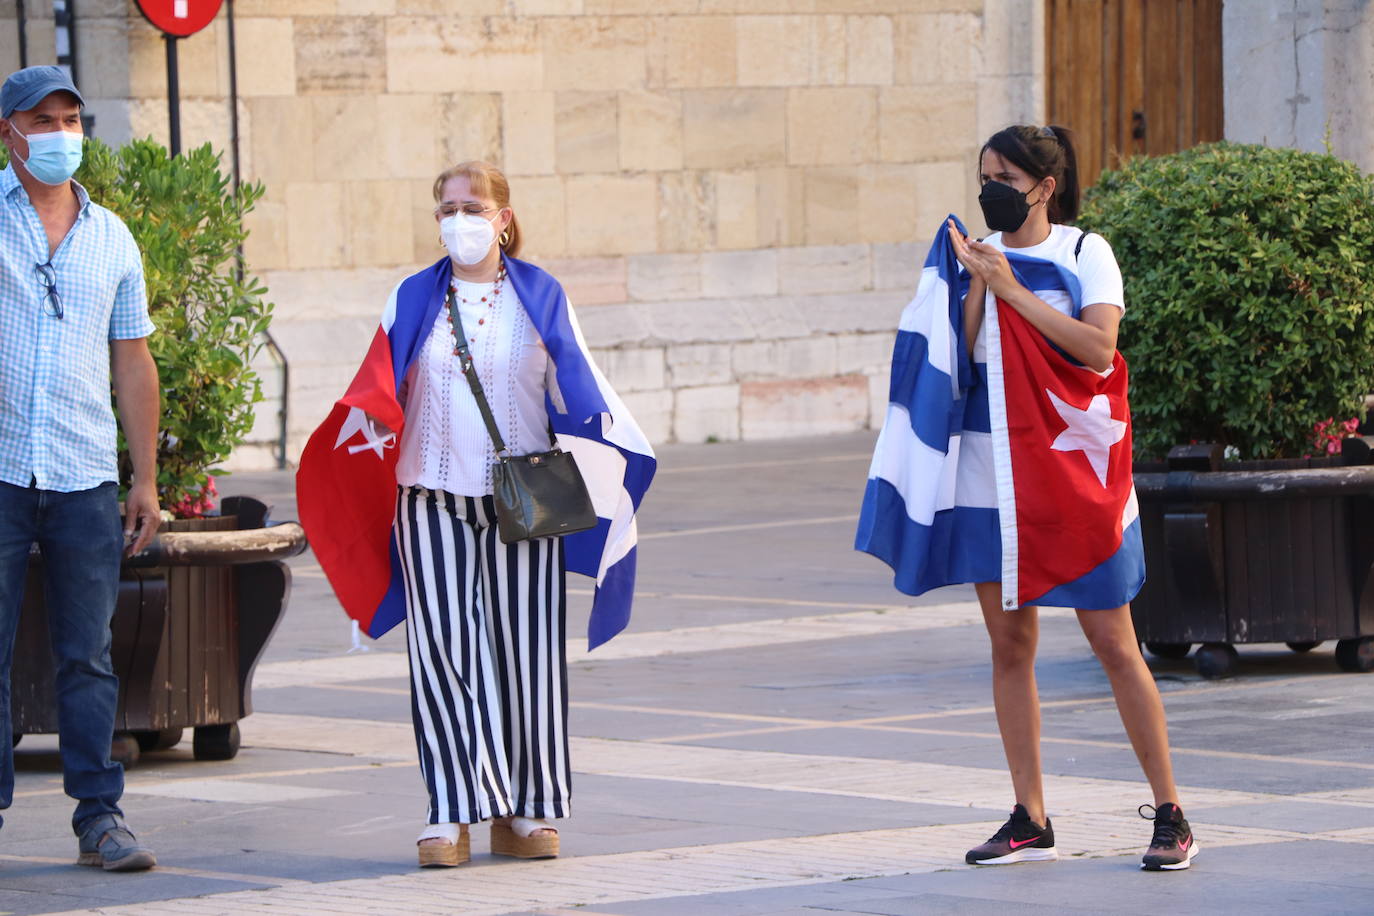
[1008,837,1040,850]
[1179,836,1192,851]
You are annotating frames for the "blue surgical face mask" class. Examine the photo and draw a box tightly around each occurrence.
[10,125,83,186]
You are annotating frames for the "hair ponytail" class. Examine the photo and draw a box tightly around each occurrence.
[1046,125,1080,222]
[979,124,1081,224]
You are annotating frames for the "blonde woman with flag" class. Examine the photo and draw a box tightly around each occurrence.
[857,126,1196,871]
[297,161,656,868]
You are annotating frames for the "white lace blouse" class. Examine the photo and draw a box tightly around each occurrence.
[395,277,554,497]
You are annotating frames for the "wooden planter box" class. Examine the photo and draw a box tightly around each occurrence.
[12,496,306,764]
[1132,445,1374,677]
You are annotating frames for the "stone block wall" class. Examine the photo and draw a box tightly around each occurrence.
[574,241,918,444]
[47,0,1044,465]
[0,6,57,73]
[1224,0,1374,176]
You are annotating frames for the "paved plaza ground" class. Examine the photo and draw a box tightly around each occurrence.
[2,432,1372,915]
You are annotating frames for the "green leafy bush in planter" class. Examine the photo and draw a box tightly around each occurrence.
[1078,142,1374,460]
[1,139,273,514]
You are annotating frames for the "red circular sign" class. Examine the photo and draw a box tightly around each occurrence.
[135,0,224,38]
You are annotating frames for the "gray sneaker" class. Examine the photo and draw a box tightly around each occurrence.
[77,814,157,871]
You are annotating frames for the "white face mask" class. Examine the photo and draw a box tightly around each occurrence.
[440,213,496,266]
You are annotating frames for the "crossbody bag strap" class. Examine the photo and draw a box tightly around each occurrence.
[446,286,511,458]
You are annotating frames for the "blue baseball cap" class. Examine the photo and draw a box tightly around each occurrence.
[1,66,85,120]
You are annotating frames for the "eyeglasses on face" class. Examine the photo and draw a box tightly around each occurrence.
[435,204,500,219]
[35,261,62,319]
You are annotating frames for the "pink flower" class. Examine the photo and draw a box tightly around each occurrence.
[1310,416,1361,456]
[168,476,220,519]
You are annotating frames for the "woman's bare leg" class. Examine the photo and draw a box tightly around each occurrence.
[1076,605,1179,806]
[977,582,1046,824]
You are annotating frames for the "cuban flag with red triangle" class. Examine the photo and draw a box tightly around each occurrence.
[296,255,656,648]
[857,216,1144,611]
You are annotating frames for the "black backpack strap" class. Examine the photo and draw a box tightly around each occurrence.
[1074,230,1087,260]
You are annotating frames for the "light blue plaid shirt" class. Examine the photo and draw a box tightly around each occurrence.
[0,164,154,492]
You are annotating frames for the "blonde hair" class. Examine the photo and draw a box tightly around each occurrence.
[432,160,522,258]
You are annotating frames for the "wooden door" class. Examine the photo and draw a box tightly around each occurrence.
[1046,0,1224,187]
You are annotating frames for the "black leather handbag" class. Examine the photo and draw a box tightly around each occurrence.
[447,287,598,544]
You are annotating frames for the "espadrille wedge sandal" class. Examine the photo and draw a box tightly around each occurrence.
[490,816,559,859]
[417,823,470,867]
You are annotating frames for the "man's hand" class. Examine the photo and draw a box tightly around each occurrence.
[124,479,160,556]
[111,336,161,555]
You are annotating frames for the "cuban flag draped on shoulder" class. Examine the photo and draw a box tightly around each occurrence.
[297,255,656,649]
[855,216,1144,611]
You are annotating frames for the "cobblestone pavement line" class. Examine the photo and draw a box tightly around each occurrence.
[654,452,873,475]
[249,599,1022,689]
[124,778,350,803]
[41,814,1342,916]
[139,712,1374,813]
[565,737,1285,813]
[636,512,859,540]
[1299,786,1374,804]
[0,853,316,889]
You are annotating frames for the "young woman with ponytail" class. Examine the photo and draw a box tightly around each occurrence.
[947,126,1198,871]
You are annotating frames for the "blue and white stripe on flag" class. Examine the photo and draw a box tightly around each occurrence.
[473,257,657,649]
[856,216,1144,610]
[854,215,1001,595]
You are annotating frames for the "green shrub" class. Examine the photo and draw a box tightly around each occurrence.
[1079,142,1374,460]
[1,139,273,514]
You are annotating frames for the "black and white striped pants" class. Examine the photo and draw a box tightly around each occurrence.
[394,486,570,825]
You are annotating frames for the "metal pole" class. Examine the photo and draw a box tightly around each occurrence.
[16,0,27,69]
[62,1,80,91]
[164,33,180,156]
[263,330,290,470]
[60,1,93,134]
[226,0,241,194]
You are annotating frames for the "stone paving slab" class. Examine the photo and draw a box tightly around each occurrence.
[2,433,1371,915]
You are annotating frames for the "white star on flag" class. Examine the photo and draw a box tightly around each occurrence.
[333,406,395,459]
[1045,390,1126,487]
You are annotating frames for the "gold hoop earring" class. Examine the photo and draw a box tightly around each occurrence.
[499,230,510,247]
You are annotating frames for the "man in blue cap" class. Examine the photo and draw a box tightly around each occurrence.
[0,65,159,871]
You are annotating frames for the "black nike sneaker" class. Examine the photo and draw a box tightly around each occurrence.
[965,804,1058,865]
[1140,802,1199,870]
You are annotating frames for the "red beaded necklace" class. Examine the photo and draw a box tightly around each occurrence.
[447,266,506,348]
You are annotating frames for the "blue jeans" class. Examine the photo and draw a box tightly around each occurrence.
[0,480,124,833]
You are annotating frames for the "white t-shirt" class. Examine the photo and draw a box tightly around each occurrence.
[395,277,554,497]
[972,223,1125,360]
